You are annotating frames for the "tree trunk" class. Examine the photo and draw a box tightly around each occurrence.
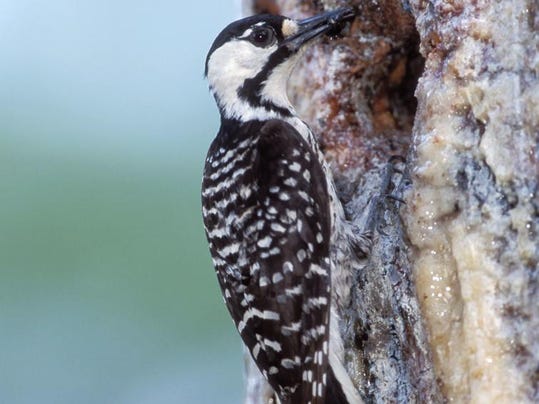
[241,0,539,402]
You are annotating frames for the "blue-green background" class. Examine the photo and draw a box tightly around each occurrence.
[0,1,243,403]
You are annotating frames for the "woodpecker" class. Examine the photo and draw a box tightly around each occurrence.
[202,8,364,404]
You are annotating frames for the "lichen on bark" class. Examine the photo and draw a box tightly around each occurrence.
[240,0,539,403]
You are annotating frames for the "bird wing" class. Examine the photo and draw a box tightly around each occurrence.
[205,119,332,403]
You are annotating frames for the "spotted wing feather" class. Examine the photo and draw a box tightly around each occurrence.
[202,119,331,403]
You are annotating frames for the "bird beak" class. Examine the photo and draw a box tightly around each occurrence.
[283,7,356,52]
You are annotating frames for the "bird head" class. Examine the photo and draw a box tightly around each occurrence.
[205,8,355,121]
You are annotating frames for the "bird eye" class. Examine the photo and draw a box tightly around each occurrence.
[250,27,275,47]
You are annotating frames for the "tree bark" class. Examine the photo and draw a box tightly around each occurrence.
[241,0,539,402]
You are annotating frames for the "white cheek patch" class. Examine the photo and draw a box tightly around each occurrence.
[206,39,282,120]
[282,19,299,37]
[207,39,271,95]
[260,56,299,110]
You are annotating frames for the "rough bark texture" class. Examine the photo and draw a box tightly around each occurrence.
[405,1,539,402]
[241,0,539,403]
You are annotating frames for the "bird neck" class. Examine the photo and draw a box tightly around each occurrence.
[212,54,302,122]
[218,114,316,156]
[215,96,293,122]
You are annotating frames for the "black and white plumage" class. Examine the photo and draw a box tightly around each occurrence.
[202,8,362,404]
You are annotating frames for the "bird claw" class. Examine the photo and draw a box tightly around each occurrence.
[350,227,373,259]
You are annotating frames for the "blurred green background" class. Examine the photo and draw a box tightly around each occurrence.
[0,1,243,403]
